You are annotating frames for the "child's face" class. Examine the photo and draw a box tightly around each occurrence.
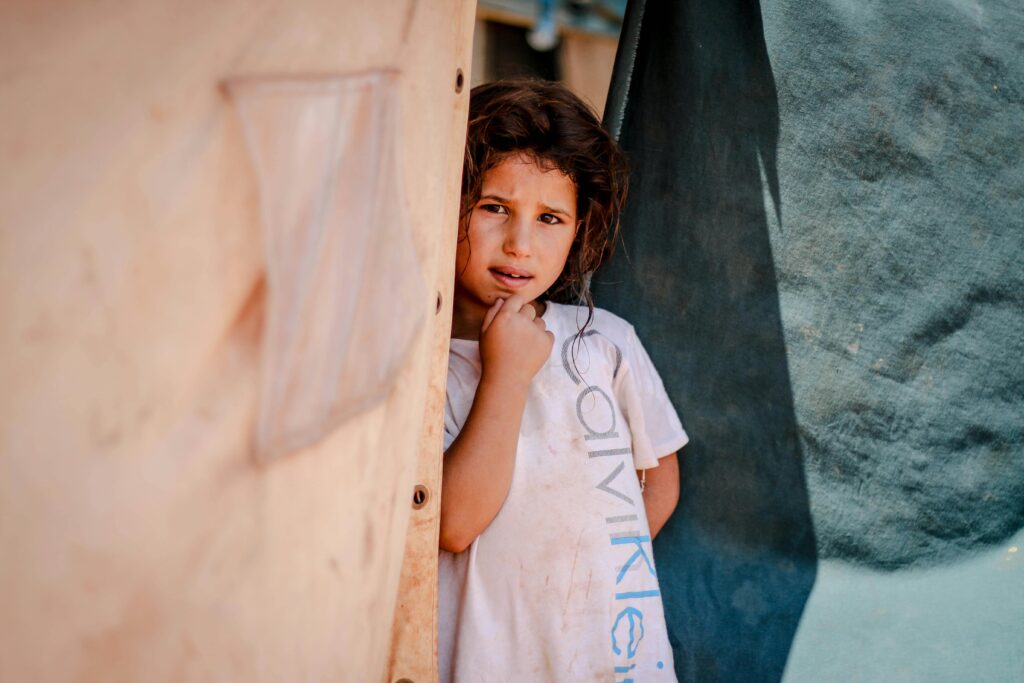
[455,154,578,316]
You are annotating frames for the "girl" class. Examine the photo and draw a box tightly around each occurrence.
[439,80,688,682]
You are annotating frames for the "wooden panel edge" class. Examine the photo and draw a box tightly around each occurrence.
[385,2,476,682]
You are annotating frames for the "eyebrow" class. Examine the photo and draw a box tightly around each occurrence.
[479,194,572,217]
[479,194,510,203]
[541,204,572,217]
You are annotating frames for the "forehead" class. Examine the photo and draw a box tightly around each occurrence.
[481,154,577,210]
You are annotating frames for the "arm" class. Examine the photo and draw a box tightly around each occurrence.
[639,452,679,539]
[439,374,529,552]
[439,295,553,553]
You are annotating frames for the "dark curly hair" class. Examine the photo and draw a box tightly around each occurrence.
[460,79,629,322]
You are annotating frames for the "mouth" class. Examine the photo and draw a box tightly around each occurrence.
[489,267,533,290]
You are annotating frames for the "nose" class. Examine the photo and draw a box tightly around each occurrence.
[502,214,531,257]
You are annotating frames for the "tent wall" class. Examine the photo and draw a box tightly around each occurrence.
[598,0,1023,681]
[0,1,473,680]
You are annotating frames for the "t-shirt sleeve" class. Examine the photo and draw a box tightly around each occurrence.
[613,325,689,470]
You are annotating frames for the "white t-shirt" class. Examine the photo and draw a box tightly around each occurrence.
[439,302,689,682]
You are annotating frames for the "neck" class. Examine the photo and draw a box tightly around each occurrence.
[450,283,488,340]
[451,303,485,340]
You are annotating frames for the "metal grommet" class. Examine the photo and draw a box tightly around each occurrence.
[435,290,443,314]
[455,68,464,93]
[412,484,429,509]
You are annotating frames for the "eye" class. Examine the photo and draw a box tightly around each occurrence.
[539,213,562,225]
[480,203,508,216]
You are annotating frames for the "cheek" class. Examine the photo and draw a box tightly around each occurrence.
[455,217,488,277]
[454,233,471,273]
[535,229,576,287]
[459,215,500,257]
[548,227,577,264]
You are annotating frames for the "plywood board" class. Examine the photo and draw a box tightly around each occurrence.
[0,1,473,680]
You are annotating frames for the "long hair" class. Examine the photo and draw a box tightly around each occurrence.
[460,79,629,328]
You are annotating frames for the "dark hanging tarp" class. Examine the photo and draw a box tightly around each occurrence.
[597,0,1023,680]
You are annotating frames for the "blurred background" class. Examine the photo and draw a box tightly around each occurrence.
[473,0,625,113]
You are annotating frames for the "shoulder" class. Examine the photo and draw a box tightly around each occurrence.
[545,302,635,336]
[544,303,642,368]
[587,306,637,344]
[546,303,637,344]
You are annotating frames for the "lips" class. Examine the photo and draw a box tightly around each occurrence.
[489,266,533,289]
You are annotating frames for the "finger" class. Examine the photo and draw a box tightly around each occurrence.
[519,304,537,321]
[503,293,526,313]
[532,317,546,331]
[481,297,504,333]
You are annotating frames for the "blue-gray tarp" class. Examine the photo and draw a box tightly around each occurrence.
[595,0,1024,680]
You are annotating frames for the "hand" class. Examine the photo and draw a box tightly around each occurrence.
[478,295,554,388]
